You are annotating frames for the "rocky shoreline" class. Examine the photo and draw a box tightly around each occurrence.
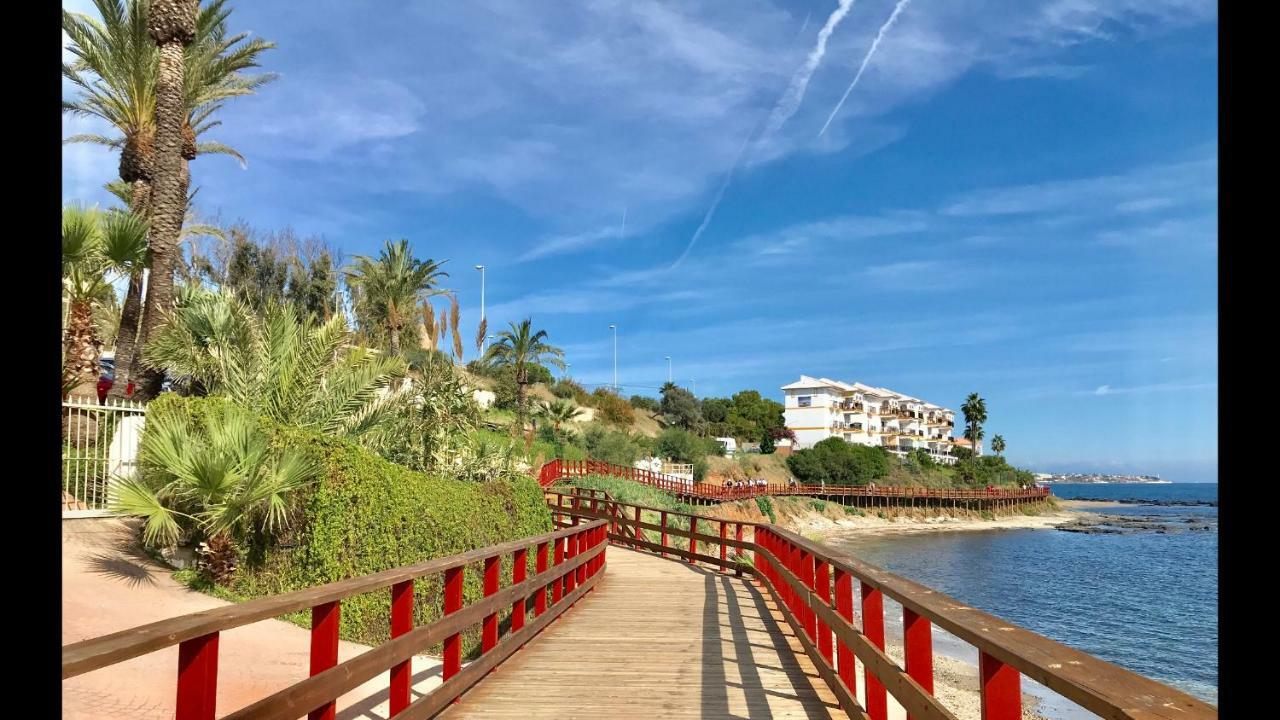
[1060,497,1217,508]
[1055,513,1215,534]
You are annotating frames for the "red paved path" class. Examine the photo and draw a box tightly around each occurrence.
[62,518,445,719]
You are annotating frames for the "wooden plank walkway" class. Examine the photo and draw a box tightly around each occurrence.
[442,546,843,719]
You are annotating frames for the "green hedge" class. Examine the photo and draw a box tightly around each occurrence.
[149,395,553,655]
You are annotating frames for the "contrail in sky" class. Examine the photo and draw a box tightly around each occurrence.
[818,0,914,138]
[670,128,757,270]
[763,0,857,140]
[795,11,812,39]
[620,205,627,240]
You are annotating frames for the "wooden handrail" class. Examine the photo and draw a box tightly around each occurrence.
[63,519,610,720]
[539,458,1051,504]
[547,491,1217,720]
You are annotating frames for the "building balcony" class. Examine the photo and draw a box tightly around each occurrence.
[838,401,865,411]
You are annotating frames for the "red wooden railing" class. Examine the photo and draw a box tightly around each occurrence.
[62,520,608,720]
[539,458,1051,505]
[545,487,1217,720]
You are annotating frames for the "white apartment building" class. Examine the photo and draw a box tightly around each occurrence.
[780,375,959,464]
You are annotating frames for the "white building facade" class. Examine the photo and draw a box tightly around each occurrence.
[781,375,959,464]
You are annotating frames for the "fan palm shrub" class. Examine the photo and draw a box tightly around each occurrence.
[142,287,407,439]
[111,400,319,577]
[62,205,149,390]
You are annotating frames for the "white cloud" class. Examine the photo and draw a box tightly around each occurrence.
[1087,381,1215,396]
[941,153,1216,217]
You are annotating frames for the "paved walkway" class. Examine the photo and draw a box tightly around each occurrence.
[61,518,445,720]
[443,547,842,719]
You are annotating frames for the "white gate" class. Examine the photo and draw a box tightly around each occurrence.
[61,395,146,517]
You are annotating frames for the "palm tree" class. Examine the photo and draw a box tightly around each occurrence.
[62,205,149,391]
[142,288,408,439]
[63,0,276,398]
[991,434,1006,456]
[539,399,584,434]
[483,319,565,442]
[345,240,449,358]
[538,399,584,458]
[961,392,988,456]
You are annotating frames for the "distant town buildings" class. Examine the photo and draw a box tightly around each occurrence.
[1036,472,1168,484]
[780,375,959,465]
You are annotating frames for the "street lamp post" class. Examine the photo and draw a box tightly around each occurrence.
[474,265,486,354]
[608,324,618,393]
[665,356,672,384]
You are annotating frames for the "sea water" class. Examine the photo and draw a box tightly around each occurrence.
[824,483,1218,714]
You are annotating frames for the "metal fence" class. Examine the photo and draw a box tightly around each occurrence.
[61,395,147,517]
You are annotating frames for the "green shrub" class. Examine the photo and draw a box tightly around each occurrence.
[581,426,644,466]
[550,378,589,403]
[155,395,552,656]
[655,427,721,463]
[755,496,777,523]
[591,388,635,426]
[629,395,660,413]
[786,438,890,486]
[953,455,1035,488]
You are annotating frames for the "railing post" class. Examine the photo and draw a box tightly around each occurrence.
[734,523,745,577]
[552,537,564,605]
[175,632,219,720]
[689,517,698,563]
[801,550,816,641]
[861,582,887,720]
[815,560,832,664]
[536,541,550,616]
[483,555,500,654]
[787,540,801,617]
[389,581,414,715]
[660,511,668,558]
[834,569,856,697]
[719,521,728,572]
[512,547,528,634]
[904,607,934,720]
[309,601,340,720]
[634,506,643,549]
[980,651,1021,720]
[565,532,578,595]
[575,527,587,588]
[443,567,463,685]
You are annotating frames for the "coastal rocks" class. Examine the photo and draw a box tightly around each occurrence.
[1068,497,1218,508]
[1056,514,1216,535]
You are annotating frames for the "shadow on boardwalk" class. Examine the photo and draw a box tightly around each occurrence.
[443,547,841,719]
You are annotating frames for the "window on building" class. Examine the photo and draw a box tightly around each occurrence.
[798,396,812,407]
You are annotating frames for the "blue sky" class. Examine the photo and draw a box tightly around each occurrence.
[62,0,1218,481]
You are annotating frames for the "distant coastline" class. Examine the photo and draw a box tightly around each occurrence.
[1035,472,1171,484]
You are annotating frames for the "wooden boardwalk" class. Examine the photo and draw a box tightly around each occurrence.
[443,546,842,719]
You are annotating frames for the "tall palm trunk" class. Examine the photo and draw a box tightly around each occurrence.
[109,178,151,399]
[108,270,144,397]
[135,1,195,399]
[63,299,102,393]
